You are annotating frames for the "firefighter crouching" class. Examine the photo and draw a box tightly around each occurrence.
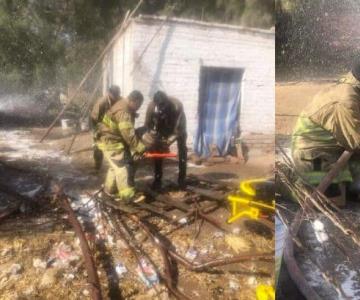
[291,62,360,204]
[97,90,146,201]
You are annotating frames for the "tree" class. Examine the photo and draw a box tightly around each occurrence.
[0,0,274,94]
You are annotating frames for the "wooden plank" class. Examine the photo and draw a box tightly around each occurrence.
[138,185,191,212]
[185,186,226,202]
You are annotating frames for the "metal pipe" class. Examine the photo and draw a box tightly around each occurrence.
[58,193,103,300]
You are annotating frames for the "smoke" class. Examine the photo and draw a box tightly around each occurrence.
[0,94,56,127]
[0,94,34,113]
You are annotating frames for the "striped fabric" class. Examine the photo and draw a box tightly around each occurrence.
[194,67,243,157]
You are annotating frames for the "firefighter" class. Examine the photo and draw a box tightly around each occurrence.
[97,90,146,201]
[90,85,121,171]
[144,91,187,189]
[291,62,360,195]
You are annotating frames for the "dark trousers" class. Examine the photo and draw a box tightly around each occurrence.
[93,144,103,170]
[154,136,187,184]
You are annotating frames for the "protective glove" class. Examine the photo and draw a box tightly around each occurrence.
[166,134,178,146]
[132,152,145,161]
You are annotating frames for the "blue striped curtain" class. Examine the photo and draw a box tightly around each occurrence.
[194,68,242,157]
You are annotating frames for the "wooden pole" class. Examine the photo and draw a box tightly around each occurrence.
[283,150,353,300]
[40,1,143,142]
[316,150,353,194]
[130,14,173,75]
[65,74,103,155]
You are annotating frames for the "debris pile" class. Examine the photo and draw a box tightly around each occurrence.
[0,129,274,299]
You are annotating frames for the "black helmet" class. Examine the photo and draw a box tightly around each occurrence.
[108,85,121,99]
[128,90,144,103]
[153,90,167,105]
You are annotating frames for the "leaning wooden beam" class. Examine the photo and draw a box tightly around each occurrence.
[40,0,144,142]
[130,12,173,75]
[66,73,103,155]
[54,188,103,300]
[316,150,353,194]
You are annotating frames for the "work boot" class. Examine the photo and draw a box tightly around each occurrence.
[178,177,187,189]
[93,146,103,171]
[98,191,115,202]
[151,179,162,191]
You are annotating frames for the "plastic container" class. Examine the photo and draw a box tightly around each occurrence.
[80,120,89,132]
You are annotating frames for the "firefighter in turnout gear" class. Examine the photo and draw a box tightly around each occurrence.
[291,63,360,197]
[90,85,121,171]
[97,90,146,201]
[144,91,187,189]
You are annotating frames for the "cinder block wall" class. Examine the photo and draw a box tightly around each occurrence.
[108,16,275,152]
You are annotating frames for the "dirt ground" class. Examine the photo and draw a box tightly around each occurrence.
[0,126,274,300]
[276,81,335,136]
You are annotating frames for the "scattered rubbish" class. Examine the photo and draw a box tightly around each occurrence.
[134,195,146,203]
[213,231,224,238]
[0,127,274,298]
[200,248,209,255]
[178,217,188,225]
[107,234,115,246]
[229,279,240,290]
[192,291,200,297]
[40,268,60,287]
[312,219,329,243]
[232,227,241,235]
[185,248,198,261]
[21,185,42,198]
[225,234,251,253]
[114,262,128,278]
[10,264,22,275]
[50,242,80,267]
[33,258,47,269]
[187,162,205,168]
[64,273,75,281]
[23,286,35,296]
[1,248,12,257]
[61,119,74,130]
[80,120,89,132]
[116,239,128,250]
[19,203,28,213]
[247,276,257,286]
[136,258,159,287]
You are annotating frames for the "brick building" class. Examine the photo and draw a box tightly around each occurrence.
[103,15,274,155]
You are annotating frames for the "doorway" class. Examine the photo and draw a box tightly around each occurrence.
[194,66,244,157]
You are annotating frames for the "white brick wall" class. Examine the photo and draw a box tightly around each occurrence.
[106,16,274,148]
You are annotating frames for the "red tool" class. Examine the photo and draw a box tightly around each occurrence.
[144,152,177,158]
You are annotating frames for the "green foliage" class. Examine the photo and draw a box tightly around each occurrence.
[0,0,274,93]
